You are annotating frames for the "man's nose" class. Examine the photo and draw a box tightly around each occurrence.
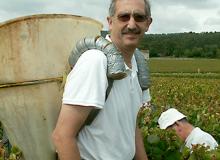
[127,16,137,29]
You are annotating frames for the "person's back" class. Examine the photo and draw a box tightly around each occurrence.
[185,127,218,150]
[158,108,218,151]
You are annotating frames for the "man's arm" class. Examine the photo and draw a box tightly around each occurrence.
[52,104,92,160]
[134,126,148,160]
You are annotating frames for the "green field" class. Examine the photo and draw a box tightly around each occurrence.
[149,58,220,73]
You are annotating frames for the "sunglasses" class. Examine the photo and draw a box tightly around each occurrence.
[117,12,147,22]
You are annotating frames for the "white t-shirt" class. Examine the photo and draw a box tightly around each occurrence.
[63,48,146,160]
[185,127,218,150]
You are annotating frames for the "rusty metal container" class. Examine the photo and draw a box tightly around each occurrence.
[0,14,102,160]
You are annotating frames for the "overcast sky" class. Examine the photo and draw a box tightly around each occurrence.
[0,0,220,34]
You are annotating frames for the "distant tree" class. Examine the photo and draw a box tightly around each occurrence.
[217,49,220,58]
[141,32,220,58]
[191,47,203,57]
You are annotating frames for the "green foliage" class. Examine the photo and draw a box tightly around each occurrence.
[138,106,186,160]
[0,122,3,139]
[8,146,22,160]
[151,73,220,79]
[188,145,220,160]
[0,145,22,160]
[138,76,220,159]
[1,123,23,160]
[139,32,220,58]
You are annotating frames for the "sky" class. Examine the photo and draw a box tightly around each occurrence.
[0,0,220,34]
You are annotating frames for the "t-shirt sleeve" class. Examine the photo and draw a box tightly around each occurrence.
[62,49,108,109]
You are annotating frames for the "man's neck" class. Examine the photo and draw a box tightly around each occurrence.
[184,124,195,141]
[110,36,136,68]
[119,47,135,68]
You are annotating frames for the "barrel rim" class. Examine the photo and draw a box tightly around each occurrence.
[0,13,103,29]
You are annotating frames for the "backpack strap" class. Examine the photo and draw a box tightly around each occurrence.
[134,50,151,90]
[105,78,114,100]
[81,78,114,126]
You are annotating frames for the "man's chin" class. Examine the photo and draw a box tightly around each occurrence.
[124,42,138,48]
[124,38,139,48]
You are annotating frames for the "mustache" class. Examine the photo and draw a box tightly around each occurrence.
[121,27,141,34]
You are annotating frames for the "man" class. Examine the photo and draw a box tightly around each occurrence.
[158,108,218,150]
[52,0,152,159]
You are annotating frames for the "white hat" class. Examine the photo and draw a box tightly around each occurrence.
[158,108,186,129]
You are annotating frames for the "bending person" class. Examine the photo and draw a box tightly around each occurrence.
[158,108,218,150]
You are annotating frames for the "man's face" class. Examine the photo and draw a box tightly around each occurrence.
[107,0,152,49]
[169,122,186,141]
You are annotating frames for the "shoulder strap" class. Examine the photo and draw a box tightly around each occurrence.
[134,49,151,90]
[105,78,114,100]
[83,78,114,126]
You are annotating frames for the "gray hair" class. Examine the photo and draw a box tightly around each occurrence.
[109,0,151,17]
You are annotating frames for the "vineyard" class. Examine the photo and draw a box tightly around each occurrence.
[138,76,220,159]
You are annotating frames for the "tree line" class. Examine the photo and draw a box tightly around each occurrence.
[138,32,220,58]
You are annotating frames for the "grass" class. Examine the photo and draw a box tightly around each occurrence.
[148,58,220,73]
[151,72,220,79]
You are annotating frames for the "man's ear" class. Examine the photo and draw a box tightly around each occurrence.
[145,17,152,32]
[107,16,113,31]
[174,121,183,133]
[148,17,153,25]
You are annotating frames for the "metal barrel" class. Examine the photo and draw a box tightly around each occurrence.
[0,14,102,160]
